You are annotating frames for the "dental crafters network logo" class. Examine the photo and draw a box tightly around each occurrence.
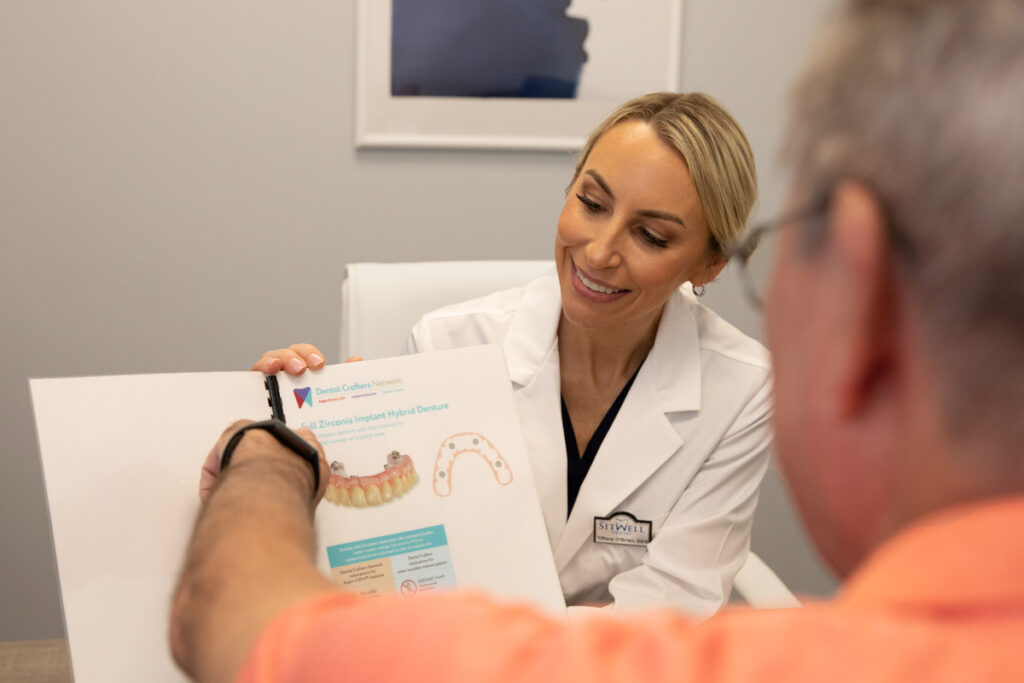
[293,387,312,409]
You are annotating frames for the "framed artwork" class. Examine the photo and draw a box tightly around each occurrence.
[355,0,685,150]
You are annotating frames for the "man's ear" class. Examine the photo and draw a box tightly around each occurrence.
[826,181,898,418]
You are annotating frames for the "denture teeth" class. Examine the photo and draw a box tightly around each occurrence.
[349,486,367,507]
[323,453,418,507]
[365,484,382,506]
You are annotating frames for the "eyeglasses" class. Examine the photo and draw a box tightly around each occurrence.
[726,188,916,309]
[725,193,830,309]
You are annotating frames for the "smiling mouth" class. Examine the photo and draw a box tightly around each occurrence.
[574,263,628,295]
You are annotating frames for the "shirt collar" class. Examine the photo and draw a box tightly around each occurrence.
[839,495,1024,611]
[503,276,703,413]
[502,275,563,387]
[646,286,702,413]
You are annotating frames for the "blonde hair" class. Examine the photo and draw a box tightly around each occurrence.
[570,92,758,255]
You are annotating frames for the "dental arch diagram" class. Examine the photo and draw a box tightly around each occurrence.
[432,432,513,497]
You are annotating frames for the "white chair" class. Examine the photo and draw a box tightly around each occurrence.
[732,550,801,608]
[339,260,799,609]
[340,260,554,360]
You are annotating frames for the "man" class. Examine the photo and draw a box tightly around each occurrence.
[170,1,1024,680]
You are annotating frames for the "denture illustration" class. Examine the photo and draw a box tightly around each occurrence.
[324,451,419,507]
[433,432,512,497]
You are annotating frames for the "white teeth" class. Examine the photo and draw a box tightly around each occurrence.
[576,266,624,294]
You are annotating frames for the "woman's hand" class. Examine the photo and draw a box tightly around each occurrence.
[251,343,365,377]
[251,343,327,376]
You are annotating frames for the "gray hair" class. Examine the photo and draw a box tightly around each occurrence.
[785,0,1024,445]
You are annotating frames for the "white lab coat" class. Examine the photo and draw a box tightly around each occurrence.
[406,275,772,616]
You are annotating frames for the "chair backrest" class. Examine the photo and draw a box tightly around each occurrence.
[733,551,801,609]
[340,260,554,360]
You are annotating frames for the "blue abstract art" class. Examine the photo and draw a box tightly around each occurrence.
[391,0,590,99]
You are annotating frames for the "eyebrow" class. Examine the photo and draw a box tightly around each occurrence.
[584,170,689,229]
[585,170,615,200]
[638,209,687,228]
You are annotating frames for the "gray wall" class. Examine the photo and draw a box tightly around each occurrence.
[1,0,837,640]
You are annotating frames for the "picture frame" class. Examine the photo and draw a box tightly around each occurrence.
[355,0,685,151]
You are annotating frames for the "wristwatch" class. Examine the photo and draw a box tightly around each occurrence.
[219,419,321,499]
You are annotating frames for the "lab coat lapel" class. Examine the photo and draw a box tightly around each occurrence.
[503,276,570,547]
[553,289,703,571]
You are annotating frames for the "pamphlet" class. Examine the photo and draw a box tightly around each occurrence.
[272,348,562,604]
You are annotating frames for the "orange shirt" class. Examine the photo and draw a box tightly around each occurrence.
[239,497,1024,682]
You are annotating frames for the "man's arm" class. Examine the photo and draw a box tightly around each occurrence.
[170,421,333,683]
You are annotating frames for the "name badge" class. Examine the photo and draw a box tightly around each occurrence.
[593,511,652,547]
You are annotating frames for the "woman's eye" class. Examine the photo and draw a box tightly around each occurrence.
[639,227,669,249]
[576,193,602,213]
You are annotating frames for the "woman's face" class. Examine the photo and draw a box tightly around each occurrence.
[556,120,723,332]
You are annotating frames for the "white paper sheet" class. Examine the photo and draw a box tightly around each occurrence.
[30,345,563,682]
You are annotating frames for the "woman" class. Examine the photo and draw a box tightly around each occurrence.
[255,93,770,617]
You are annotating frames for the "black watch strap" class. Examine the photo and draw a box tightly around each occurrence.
[219,419,320,499]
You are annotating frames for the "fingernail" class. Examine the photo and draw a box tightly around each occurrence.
[309,353,324,367]
[287,358,306,374]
